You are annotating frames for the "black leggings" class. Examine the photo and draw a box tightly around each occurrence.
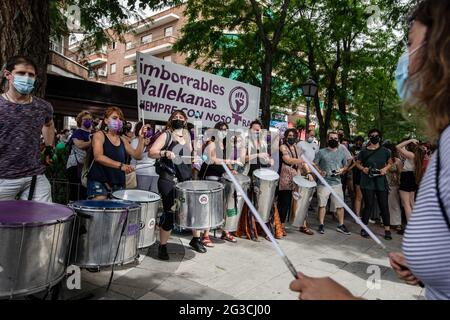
[158,178,176,232]
[361,189,390,227]
[277,190,293,224]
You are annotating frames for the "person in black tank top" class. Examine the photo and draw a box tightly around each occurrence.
[199,122,243,246]
[150,110,207,260]
[87,107,146,200]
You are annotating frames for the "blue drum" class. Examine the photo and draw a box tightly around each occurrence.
[68,200,141,268]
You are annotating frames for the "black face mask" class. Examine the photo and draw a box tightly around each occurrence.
[328,139,339,149]
[370,136,380,145]
[172,120,185,130]
[287,138,296,145]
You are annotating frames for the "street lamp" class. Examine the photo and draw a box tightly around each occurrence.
[301,79,318,139]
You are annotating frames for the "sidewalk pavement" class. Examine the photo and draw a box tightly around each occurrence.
[59,213,425,300]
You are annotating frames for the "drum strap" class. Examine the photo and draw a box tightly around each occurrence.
[107,209,129,291]
[27,175,37,201]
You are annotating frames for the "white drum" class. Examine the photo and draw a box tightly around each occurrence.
[113,190,161,249]
[291,176,316,228]
[252,169,279,223]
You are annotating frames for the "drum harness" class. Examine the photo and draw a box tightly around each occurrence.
[106,207,129,291]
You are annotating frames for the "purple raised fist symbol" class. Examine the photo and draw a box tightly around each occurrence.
[234,91,245,113]
[229,87,249,115]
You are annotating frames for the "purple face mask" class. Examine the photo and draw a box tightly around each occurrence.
[108,119,123,132]
[82,119,92,129]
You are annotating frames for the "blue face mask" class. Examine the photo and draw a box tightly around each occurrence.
[395,43,425,101]
[13,75,35,95]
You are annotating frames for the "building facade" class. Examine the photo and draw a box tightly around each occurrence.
[65,5,188,89]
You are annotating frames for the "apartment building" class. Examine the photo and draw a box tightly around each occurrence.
[65,5,188,89]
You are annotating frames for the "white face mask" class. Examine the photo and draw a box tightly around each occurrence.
[307,137,314,143]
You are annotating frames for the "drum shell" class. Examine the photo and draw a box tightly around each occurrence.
[112,191,161,249]
[69,204,140,268]
[222,175,251,232]
[0,218,74,298]
[291,177,316,228]
[252,171,279,223]
[175,181,224,230]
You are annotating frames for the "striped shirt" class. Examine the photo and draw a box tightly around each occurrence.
[403,126,450,300]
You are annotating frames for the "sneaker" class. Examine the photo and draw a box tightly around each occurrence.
[384,230,392,240]
[360,229,370,238]
[337,224,351,235]
[369,219,376,224]
[189,238,207,253]
[318,224,325,234]
[158,244,169,260]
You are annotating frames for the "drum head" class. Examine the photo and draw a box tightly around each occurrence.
[222,173,251,184]
[293,175,317,188]
[176,180,223,192]
[68,200,140,211]
[0,201,74,227]
[113,190,161,202]
[253,169,279,181]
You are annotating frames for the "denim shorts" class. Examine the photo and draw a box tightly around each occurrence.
[87,179,124,198]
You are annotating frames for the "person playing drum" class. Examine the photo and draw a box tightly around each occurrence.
[237,120,281,241]
[87,107,146,200]
[277,129,315,236]
[199,122,244,245]
[149,110,205,259]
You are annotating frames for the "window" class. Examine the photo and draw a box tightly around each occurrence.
[164,26,173,37]
[110,63,116,74]
[111,41,117,50]
[141,34,152,44]
[49,37,63,54]
[123,65,136,76]
[125,42,135,50]
[124,82,137,89]
[163,55,172,62]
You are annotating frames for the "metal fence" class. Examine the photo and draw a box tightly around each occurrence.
[49,179,84,205]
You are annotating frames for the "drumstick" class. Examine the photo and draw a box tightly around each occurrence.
[300,155,389,254]
[221,164,299,279]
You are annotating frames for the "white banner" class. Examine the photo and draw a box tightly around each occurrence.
[137,53,260,129]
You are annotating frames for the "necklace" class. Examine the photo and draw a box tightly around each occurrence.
[4,92,32,104]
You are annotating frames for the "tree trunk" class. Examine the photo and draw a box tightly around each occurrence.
[0,0,50,97]
[260,51,273,129]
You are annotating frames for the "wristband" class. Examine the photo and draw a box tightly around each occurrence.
[119,163,123,170]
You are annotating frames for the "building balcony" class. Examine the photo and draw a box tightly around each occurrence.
[47,50,89,80]
[131,13,180,34]
[86,52,108,66]
[125,36,177,60]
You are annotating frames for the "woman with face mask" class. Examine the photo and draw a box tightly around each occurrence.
[290,0,450,300]
[87,107,146,200]
[198,122,243,245]
[150,110,204,259]
[66,110,93,200]
[277,129,315,236]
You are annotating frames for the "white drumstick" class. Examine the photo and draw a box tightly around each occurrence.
[301,155,389,253]
[221,164,299,279]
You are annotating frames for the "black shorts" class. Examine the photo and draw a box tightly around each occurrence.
[352,169,361,186]
[399,171,418,192]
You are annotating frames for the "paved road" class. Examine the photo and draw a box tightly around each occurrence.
[59,213,425,300]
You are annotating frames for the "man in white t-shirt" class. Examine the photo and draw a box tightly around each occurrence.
[297,130,319,162]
